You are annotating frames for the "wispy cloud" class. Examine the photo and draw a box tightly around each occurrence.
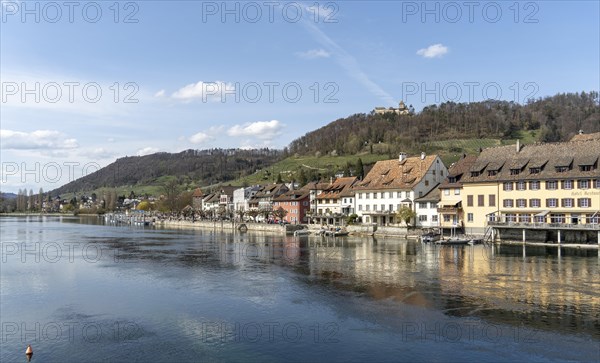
[0,129,78,150]
[189,132,213,144]
[416,44,449,58]
[227,120,283,140]
[296,48,331,59]
[170,81,234,102]
[301,21,395,106]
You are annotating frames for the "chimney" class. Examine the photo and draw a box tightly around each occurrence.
[330,176,334,185]
[579,129,584,135]
[420,152,426,160]
[399,152,407,162]
[516,139,520,153]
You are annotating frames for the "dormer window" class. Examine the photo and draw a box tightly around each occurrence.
[530,167,541,174]
[555,166,569,173]
[580,165,594,172]
[488,170,498,176]
[510,169,521,175]
[470,171,480,177]
[448,177,457,183]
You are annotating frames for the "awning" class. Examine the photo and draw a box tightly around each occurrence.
[535,210,550,217]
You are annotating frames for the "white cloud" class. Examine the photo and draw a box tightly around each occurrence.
[171,81,235,101]
[79,147,117,159]
[136,147,159,156]
[0,129,78,150]
[154,89,166,97]
[296,49,331,59]
[227,120,283,140]
[189,132,213,144]
[416,44,449,58]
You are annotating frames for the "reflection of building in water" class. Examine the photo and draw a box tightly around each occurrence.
[434,245,599,335]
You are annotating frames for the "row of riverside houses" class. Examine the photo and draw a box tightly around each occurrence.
[189,132,599,232]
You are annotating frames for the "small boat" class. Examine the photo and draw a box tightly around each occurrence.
[323,229,349,237]
[421,232,441,243]
[436,237,483,245]
[293,229,310,236]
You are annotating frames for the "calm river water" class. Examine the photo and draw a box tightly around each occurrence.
[1,216,599,362]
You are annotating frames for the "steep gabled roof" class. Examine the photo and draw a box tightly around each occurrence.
[354,155,438,191]
[439,155,478,189]
[316,177,359,199]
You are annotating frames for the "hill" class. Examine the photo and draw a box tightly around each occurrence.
[288,92,599,157]
[50,148,282,196]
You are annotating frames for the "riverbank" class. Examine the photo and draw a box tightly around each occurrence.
[156,219,289,234]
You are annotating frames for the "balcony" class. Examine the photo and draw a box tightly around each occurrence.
[437,207,462,214]
[487,221,600,231]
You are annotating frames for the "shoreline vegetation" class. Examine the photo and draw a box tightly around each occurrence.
[2,212,598,249]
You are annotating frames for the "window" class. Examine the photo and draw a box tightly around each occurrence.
[429,202,436,209]
[389,204,394,211]
[418,202,427,209]
[358,193,362,199]
[366,193,370,199]
[444,189,450,196]
[561,198,574,208]
[530,199,541,208]
[562,180,574,190]
[380,192,384,198]
[534,215,546,223]
[530,181,540,190]
[467,195,473,207]
[488,170,498,176]
[578,180,590,189]
[505,213,517,222]
[425,180,429,186]
[467,213,473,222]
[586,214,599,224]
[580,165,594,172]
[503,199,514,208]
[454,188,460,195]
[489,194,496,207]
[529,167,541,174]
[432,215,438,222]
[419,215,428,222]
[519,214,531,223]
[503,182,513,191]
[516,199,527,208]
[397,192,402,198]
[578,198,591,208]
[510,169,521,175]
[373,193,377,199]
[471,171,481,177]
[388,192,393,198]
[478,195,484,207]
[546,198,558,208]
[365,205,370,211]
[595,180,600,189]
[444,215,451,222]
[555,166,569,173]
[373,204,378,211]
[358,205,362,211]
[546,181,558,190]
[550,214,565,223]
[381,204,385,211]
[517,181,526,190]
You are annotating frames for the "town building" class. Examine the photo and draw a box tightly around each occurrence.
[313,176,359,225]
[233,185,262,212]
[415,185,440,228]
[353,153,448,226]
[192,188,204,209]
[248,183,289,212]
[437,155,477,232]
[460,135,600,233]
[273,189,311,224]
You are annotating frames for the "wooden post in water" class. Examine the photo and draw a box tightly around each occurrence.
[522,229,526,243]
[557,230,561,244]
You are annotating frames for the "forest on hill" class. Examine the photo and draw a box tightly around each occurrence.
[287,92,600,157]
[50,148,282,195]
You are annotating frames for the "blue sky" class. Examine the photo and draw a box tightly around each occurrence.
[1,1,599,192]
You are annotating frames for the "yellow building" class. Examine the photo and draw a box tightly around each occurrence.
[460,134,600,233]
[438,155,477,231]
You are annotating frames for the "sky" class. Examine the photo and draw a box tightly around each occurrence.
[1,0,599,193]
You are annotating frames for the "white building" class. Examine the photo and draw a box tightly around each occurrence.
[353,153,448,226]
[233,186,262,211]
[415,185,440,228]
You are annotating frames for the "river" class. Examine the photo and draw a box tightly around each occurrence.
[1,215,598,362]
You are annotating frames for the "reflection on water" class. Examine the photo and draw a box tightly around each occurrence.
[1,215,598,362]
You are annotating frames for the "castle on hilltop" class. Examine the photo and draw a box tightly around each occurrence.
[373,101,411,115]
